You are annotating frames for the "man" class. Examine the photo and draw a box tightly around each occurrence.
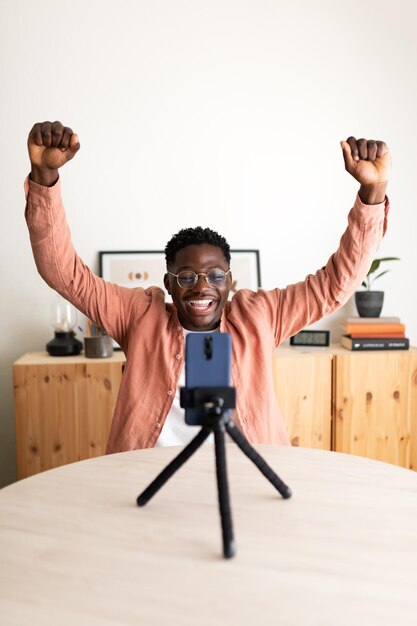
[25,121,390,453]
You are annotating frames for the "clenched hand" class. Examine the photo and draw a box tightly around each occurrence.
[341,136,390,204]
[28,121,80,187]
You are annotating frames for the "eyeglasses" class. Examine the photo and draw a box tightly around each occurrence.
[167,269,231,290]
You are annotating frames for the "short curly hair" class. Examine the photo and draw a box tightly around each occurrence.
[164,227,231,267]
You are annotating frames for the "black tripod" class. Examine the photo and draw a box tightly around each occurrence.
[137,386,292,558]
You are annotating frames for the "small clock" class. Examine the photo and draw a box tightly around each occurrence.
[290,330,330,347]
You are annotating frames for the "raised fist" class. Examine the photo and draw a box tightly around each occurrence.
[28,121,80,186]
[341,137,391,187]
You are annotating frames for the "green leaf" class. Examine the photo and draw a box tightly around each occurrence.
[367,257,400,277]
[369,269,390,287]
[373,270,390,281]
[367,259,380,275]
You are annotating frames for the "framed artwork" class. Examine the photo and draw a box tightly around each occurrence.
[227,249,261,295]
[99,249,261,295]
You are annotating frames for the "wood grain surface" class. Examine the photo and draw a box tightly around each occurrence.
[1,445,417,625]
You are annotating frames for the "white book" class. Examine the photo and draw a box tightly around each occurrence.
[345,316,401,324]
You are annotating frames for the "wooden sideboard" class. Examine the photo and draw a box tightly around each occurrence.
[13,346,417,478]
[13,352,125,479]
[275,345,417,469]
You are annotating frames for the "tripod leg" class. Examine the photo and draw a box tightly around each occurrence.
[213,422,235,558]
[225,421,292,499]
[137,426,211,506]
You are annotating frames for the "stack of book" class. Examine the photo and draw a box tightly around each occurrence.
[341,316,409,351]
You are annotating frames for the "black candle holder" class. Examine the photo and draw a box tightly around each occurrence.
[46,331,82,356]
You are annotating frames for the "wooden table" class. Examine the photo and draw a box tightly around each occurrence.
[1,445,417,625]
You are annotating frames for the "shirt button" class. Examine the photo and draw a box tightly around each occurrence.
[167,389,173,396]
[176,353,182,360]
[177,326,182,332]
[156,422,161,429]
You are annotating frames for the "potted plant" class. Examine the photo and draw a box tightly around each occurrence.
[355,256,400,317]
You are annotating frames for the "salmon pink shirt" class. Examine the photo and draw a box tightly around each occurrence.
[24,178,388,453]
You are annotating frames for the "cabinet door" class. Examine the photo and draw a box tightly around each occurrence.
[14,359,123,479]
[273,351,332,449]
[410,352,417,471]
[74,361,124,462]
[333,351,417,468]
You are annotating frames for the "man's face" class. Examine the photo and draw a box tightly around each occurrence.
[164,243,232,331]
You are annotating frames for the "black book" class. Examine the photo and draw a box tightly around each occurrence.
[341,335,410,351]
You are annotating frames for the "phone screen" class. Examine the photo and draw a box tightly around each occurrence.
[184,332,232,425]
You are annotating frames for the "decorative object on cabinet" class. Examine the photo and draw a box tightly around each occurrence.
[341,335,409,351]
[341,315,409,350]
[290,330,330,347]
[355,256,400,317]
[46,295,82,356]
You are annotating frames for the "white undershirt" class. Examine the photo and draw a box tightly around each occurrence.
[155,328,218,447]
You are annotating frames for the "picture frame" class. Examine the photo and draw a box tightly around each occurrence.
[99,249,261,349]
[99,249,261,295]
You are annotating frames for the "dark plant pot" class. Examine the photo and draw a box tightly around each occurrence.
[355,291,384,318]
[84,335,114,358]
[46,331,82,356]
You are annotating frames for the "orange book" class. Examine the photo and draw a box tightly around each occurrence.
[342,323,406,334]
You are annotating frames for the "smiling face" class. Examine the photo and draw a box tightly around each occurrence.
[164,243,232,331]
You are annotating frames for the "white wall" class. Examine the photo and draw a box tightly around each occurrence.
[1,0,416,487]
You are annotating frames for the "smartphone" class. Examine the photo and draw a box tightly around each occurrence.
[184,332,232,426]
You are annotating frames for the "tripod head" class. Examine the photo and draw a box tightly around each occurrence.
[180,386,236,413]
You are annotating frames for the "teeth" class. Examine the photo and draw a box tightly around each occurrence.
[188,299,213,309]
